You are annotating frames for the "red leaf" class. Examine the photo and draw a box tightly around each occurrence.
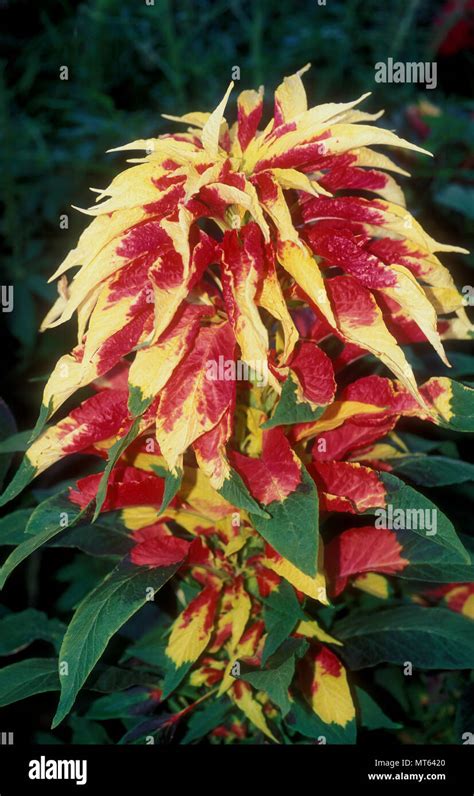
[287,341,336,405]
[69,465,165,511]
[131,534,190,568]
[310,460,386,513]
[230,427,301,505]
[325,526,409,595]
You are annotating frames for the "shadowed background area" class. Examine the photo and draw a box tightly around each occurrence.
[0,0,473,744]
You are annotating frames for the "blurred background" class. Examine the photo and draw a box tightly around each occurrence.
[0,0,473,744]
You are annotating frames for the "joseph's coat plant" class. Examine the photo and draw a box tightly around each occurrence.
[1,66,474,744]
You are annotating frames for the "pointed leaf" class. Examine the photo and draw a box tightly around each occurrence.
[336,606,474,669]
[53,559,181,727]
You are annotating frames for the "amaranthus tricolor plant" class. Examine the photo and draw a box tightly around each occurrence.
[1,66,474,743]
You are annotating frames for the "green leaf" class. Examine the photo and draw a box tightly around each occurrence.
[355,686,401,730]
[182,698,231,744]
[47,515,133,558]
[262,581,305,664]
[118,715,171,745]
[250,465,319,577]
[240,638,308,717]
[93,418,141,519]
[26,493,80,538]
[395,531,474,583]
[29,400,52,444]
[52,559,181,727]
[262,374,326,428]
[336,606,474,670]
[151,464,182,515]
[85,690,151,721]
[0,609,65,655]
[373,667,410,712]
[443,353,474,379]
[0,658,59,707]
[85,665,159,694]
[0,508,34,545]
[121,615,170,670]
[0,493,88,589]
[0,399,17,490]
[366,472,469,560]
[440,380,474,431]
[69,715,110,744]
[34,732,64,745]
[217,468,270,518]
[395,433,442,454]
[161,662,192,700]
[49,526,132,558]
[56,557,115,612]
[385,455,474,487]
[0,658,152,710]
[128,384,154,418]
[0,429,31,454]
[285,697,356,744]
[0,455,36,507]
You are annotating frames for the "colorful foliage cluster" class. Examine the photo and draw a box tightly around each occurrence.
[1,68,474,743]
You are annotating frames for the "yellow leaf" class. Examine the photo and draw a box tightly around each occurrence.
[263,548,328,603]
[165,585,222,668]
[294,400,386,440]
[304,647,355,727]
[277,239,336,327]
[230,682,278,742]
[271,167,331,197]
[381,264,448,366]
[328,277,428,409]
[295,619,342,646]
[273,64,311,122]
[353,146,410,176]
[353,572,390,599]
[376,201,468,256]
[162,111,211,129]
[201,82,234,158]
[180,466,235,520]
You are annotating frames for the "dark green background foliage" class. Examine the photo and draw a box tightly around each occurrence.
[0,0,473,744]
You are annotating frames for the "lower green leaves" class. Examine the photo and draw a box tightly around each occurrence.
[52,558,182,727]
[0,493,89,590]
[182,698,231,744]
[0,609,65,655]
[286,697,356,744]
[240,638,308,717]
[385,454,474,488]
[355,686,401,731]
[262,581,306,664]
[336,606,474,670]
[0,659,60,707]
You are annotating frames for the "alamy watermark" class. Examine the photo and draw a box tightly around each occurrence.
[29,756,87,786]
[205,356,268,387]
[375,59,437,90]
[375,505,437,536]
[462,285,474,306]
[1,285,13,313]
